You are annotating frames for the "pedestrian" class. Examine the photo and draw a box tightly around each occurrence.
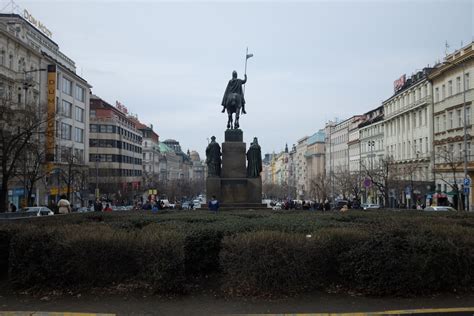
[103,203,112,212]
[9,203,16,213]
[208,195,220,213]
[57,195,71,214]
[94,199,103,212]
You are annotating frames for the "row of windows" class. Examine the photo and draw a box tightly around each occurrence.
[386,108,428,137]
[361,139,384,153]
[89,154,142,165]
[56,146,85,164]
[435,106,471,133]
[59,100,84,122]
[385,83,430,116]
[434,73,470,103]
[89,124,142,143]
[386,137,430,160]
[89,139,142,154]
[88,168,142,177]
[60,76,86,102]
[60,123,84,143]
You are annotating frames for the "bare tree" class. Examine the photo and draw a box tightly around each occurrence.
[361,156,398,207]
[0,97,48,211]
[435,146,464,210]
[309,173,330,202]
[332,167,362,201]
[263,183,295,200]
[14,142,47,206]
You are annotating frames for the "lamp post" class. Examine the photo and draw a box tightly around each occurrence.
[368,140,375,203]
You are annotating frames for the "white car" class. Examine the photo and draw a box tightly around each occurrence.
[362,203,381,210]
[424,206,456,212]
[192,199,201,209]
[23,207,54,216]
[272,203,282,210]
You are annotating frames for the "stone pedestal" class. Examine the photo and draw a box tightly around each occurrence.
[205,129,266,210]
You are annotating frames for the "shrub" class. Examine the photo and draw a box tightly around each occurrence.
[340,229,474,295]
[184,229,224,277]
[136,229,186,293]
[220,231,316,296]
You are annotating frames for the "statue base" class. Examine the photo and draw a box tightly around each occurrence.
[205,130,265,210]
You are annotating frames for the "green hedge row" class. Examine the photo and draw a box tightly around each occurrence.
[8,226,186,293]
[2,210,474,296]
[220,227,474,296]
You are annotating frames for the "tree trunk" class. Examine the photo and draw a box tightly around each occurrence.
[0,177,9,212]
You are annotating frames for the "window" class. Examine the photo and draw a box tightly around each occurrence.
[467,107,471,125]
[413,112,416,128]
[436,116,440,133]
[456,77,461,93]
[466,73,470,90]
[435,87,439,102]
[90,110,96,117]
[448,111,453,129]
[8,54,13,69]
[458,143,463,160]
[448,80,452,96]
[62,100,72,117]
[441,84,445,100]
[457,109,462,127]
[75,106,84,122]
[62,77,72,95]
[425,137,428,154]
[443,114,446,131]
[468,142,472,161]
[418,110,422,126]
[75,85,85,102]
[61,123,72,140]
[75,128,84,143]
[90,124,98,133]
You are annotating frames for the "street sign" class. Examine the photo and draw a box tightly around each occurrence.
[363,178,372,188]
[464,178,471,187]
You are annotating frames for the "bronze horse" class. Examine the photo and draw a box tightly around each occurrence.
[225,92,242,129]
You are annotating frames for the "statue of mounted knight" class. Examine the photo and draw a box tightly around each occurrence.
[221,70,247,129]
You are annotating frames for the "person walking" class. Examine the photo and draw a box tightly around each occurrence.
[57,195,71,214]
[103,203,112,212]
[94,199,103,212]
[208,195,220,213]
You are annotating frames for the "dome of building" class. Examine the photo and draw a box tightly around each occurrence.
[190,150,201,162]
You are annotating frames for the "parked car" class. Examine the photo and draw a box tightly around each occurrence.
[22,206,54,216]
[182,202,191,210]
[362,203,381,210]
[76,207,91,213]
[272,202,282,211]
[193,199,201,209]
[424,206,457,212]
[332,200,349,211]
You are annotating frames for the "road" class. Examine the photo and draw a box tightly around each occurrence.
[0,292,473,315]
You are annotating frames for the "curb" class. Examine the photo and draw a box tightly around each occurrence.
[237,307,474,316]
[0,313,115,316]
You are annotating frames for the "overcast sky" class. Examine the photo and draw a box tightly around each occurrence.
[12,0,474,157]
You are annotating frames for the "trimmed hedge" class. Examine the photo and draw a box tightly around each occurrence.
[2,210,474,297]
[219,229,368,296]
[340,228,474,295]
[8,226,186,293]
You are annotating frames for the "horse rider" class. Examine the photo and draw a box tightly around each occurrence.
[221,70,247,114]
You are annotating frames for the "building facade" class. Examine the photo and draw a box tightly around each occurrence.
[304,130,325,200]
[0,13,91,208]
[383,68,434,207]
[429,42,474,210]
[89,95,142,201]
[359,106,384,204]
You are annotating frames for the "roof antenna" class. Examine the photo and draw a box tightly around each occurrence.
[444,40,450,56]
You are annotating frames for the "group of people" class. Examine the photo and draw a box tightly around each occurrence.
[92,199,112,212]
